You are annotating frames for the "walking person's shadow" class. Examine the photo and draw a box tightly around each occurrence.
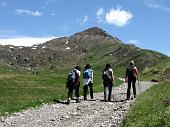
[53,99,68,104]
[53,98,96,105]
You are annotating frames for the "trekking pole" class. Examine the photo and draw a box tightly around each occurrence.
[114,79,116,86]
[137,76,141,93]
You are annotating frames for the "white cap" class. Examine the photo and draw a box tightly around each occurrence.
[130,61,134,65]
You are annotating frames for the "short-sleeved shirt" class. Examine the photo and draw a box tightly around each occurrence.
[74,69,81,76]
[103,68,113,86]
[83,70,93,86]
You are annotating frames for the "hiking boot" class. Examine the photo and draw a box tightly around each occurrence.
[66,100,70,104]
[103,99,107,102]
[76,99,80,103]
[126,98,130,101]
[130,97,134,100]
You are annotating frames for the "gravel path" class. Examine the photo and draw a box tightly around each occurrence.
[0,81,156,127]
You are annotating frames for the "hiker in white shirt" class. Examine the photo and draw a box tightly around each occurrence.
[83,64,93,100]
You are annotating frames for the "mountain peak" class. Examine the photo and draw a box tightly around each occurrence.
[75,27,109,36]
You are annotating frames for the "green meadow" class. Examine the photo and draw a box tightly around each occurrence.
[0,65,123,116]
[121,82,170,127]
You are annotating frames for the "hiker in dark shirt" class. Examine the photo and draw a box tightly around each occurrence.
[125,61,138,100]
[66,66,81,104]
[102,64,114,102]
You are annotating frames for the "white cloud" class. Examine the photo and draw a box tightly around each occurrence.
[0,1,7,6]
[96,6,133,27]
[148,4,170,11]
[128,40,139,44]
[0,36,56,46]
[97,7,104,16]
[105,6,133,27]
[77,15,89,25]
[51,13,55,16]
[15,9,43,16]
[82,15,88,23]
[96,7,105,23]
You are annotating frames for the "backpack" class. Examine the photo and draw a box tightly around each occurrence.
[102,69,112,81]
[127,66,135,78]
[67,69,76,81]
[83,69,92,79]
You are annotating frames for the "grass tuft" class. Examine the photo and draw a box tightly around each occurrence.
[121,83,170,127]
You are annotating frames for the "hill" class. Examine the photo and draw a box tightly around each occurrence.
[0,27,170,116]
[0,27,169,80]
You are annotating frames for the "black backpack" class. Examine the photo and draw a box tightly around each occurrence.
[102,69,112,81]
[127,66,135,78]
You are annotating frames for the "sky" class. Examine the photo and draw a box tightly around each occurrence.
[0,0,170,56]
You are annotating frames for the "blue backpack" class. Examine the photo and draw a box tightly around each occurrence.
[67,69,76,81]
[83,69,92,79]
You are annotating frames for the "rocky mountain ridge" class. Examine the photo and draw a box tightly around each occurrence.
[0,27,169,73]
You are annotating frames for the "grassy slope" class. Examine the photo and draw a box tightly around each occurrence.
[83,42,170,127]
[82,42,170,82]
[121,83,170,127]
[0,41,170,117]
[121,59,170,127]
[0,64,123,116]
[140,58,170,81]
[0,66,67,116]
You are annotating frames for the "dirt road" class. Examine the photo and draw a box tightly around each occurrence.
[0,81,155,127]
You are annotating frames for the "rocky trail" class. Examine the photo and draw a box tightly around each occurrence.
[0,81,156,127]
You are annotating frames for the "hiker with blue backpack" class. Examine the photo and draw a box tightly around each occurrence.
[125,61,138,100]
[83,64,93,100]
[66,66,81,104]
[102,64,114,102]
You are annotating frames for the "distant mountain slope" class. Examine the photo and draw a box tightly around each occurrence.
[0,27,169,76]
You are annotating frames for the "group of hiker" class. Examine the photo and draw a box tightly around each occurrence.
[66,61,138,104]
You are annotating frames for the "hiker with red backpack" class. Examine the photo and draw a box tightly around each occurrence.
[125,61,138,100]
[83,64,93,100]
[66,66,81,104]
[102,64,114,102]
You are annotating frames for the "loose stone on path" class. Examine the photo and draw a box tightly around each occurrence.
[0,81,155,127]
